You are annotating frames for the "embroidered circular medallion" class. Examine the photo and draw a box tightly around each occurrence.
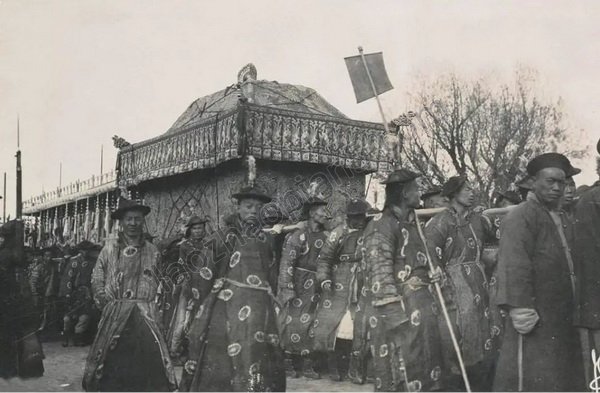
[123,246,138,257]
[254,331,265,342]
[227,343,242,357]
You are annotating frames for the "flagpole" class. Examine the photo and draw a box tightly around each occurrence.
[16,116,22,219]
[3,172,6,223]
[358,46,391,197]
[358,46,390,134]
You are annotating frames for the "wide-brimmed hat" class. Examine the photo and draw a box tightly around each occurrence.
[380,169,419,185]
[232,186,272,203]
[567,165,581,178]
[516,176,534,191]
[260,203,289,226]
[526,153,571,176]
[421,187,442,201]
[303,197,328,209]
[184,215,208,237]
[346,198,371,216]
[111,197,151,220]
[496,190,521,205]
[441,175,468,198]
[75,240,102,252]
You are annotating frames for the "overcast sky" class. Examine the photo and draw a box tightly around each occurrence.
[1,0,599,216]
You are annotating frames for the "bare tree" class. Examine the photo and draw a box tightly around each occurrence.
[394,69,588,204]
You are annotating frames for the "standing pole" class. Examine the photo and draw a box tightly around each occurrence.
[414,213,472,392]
[16,154,22,218]
[16,115,22,218]
[100,144,104,175]
[358,46,391,197]
[3,172,6,223]
[59,162,62,188]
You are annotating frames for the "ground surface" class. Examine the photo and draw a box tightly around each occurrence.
[0,341,372,392]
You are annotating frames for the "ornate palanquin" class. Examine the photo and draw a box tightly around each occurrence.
[114,66,397,239]
[117,102,393,188]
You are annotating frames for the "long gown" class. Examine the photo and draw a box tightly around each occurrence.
[180,214,286,392]
[83,233,177,392]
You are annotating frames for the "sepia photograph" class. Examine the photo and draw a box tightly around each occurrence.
[1,1,599,392]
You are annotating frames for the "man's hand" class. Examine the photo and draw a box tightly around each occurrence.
[428,266,444,285]
[510,307,539,334]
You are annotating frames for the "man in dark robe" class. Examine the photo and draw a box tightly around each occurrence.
[165,215,211,364]
[180,186,286,392]
[574,138,600,385]
[363,169,447,392]
[0,220,44,379]
[62,240,101,347]
[425,175,496,391]
[313,198,371,382]
[82,198,177,391]
[278,197,329,379]
[493,152,586,391]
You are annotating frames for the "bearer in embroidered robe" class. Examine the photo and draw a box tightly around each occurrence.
[82,198,177,392]
[364,169,446,392]
[278,197,329,379]
[313,198,371,381]
[180,186,285,392]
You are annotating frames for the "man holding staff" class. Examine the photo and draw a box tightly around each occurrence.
[363,169,447,392]
[425,175,496,391]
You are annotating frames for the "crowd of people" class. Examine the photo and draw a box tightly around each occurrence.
[1,139,600,392]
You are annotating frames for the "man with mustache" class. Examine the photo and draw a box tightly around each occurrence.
[493,152,585,391]
[82,198,177,391]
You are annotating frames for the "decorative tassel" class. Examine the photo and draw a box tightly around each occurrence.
[307,180,326,200]
[247,155,256,188]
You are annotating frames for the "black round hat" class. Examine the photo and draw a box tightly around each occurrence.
[441,175,467,198]
[111,197,151,220]
[232,186,272,203]
[421,187,442,201]
[346,198,371,216]
[526,153,571,176]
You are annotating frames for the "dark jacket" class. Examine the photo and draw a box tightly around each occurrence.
[493,194,585,391]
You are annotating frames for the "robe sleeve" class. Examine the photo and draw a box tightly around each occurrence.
[316,226,343,286]
[278,231,301,304]
[424,215,447,268]
[367,224,400,304]
[366,219,409,329]
[91,246,111,310]
[495,207,536,309]
[424,215,456,306]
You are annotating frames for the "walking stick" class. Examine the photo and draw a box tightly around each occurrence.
[518,334,524,392]
[414,213,472,392]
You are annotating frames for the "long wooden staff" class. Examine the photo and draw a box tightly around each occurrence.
[414,212,472,392]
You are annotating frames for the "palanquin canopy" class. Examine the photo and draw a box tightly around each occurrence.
[117,65,396,187]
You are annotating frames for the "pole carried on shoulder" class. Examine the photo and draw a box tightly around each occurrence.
[414,212,472,392]
[358,45,390,199]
